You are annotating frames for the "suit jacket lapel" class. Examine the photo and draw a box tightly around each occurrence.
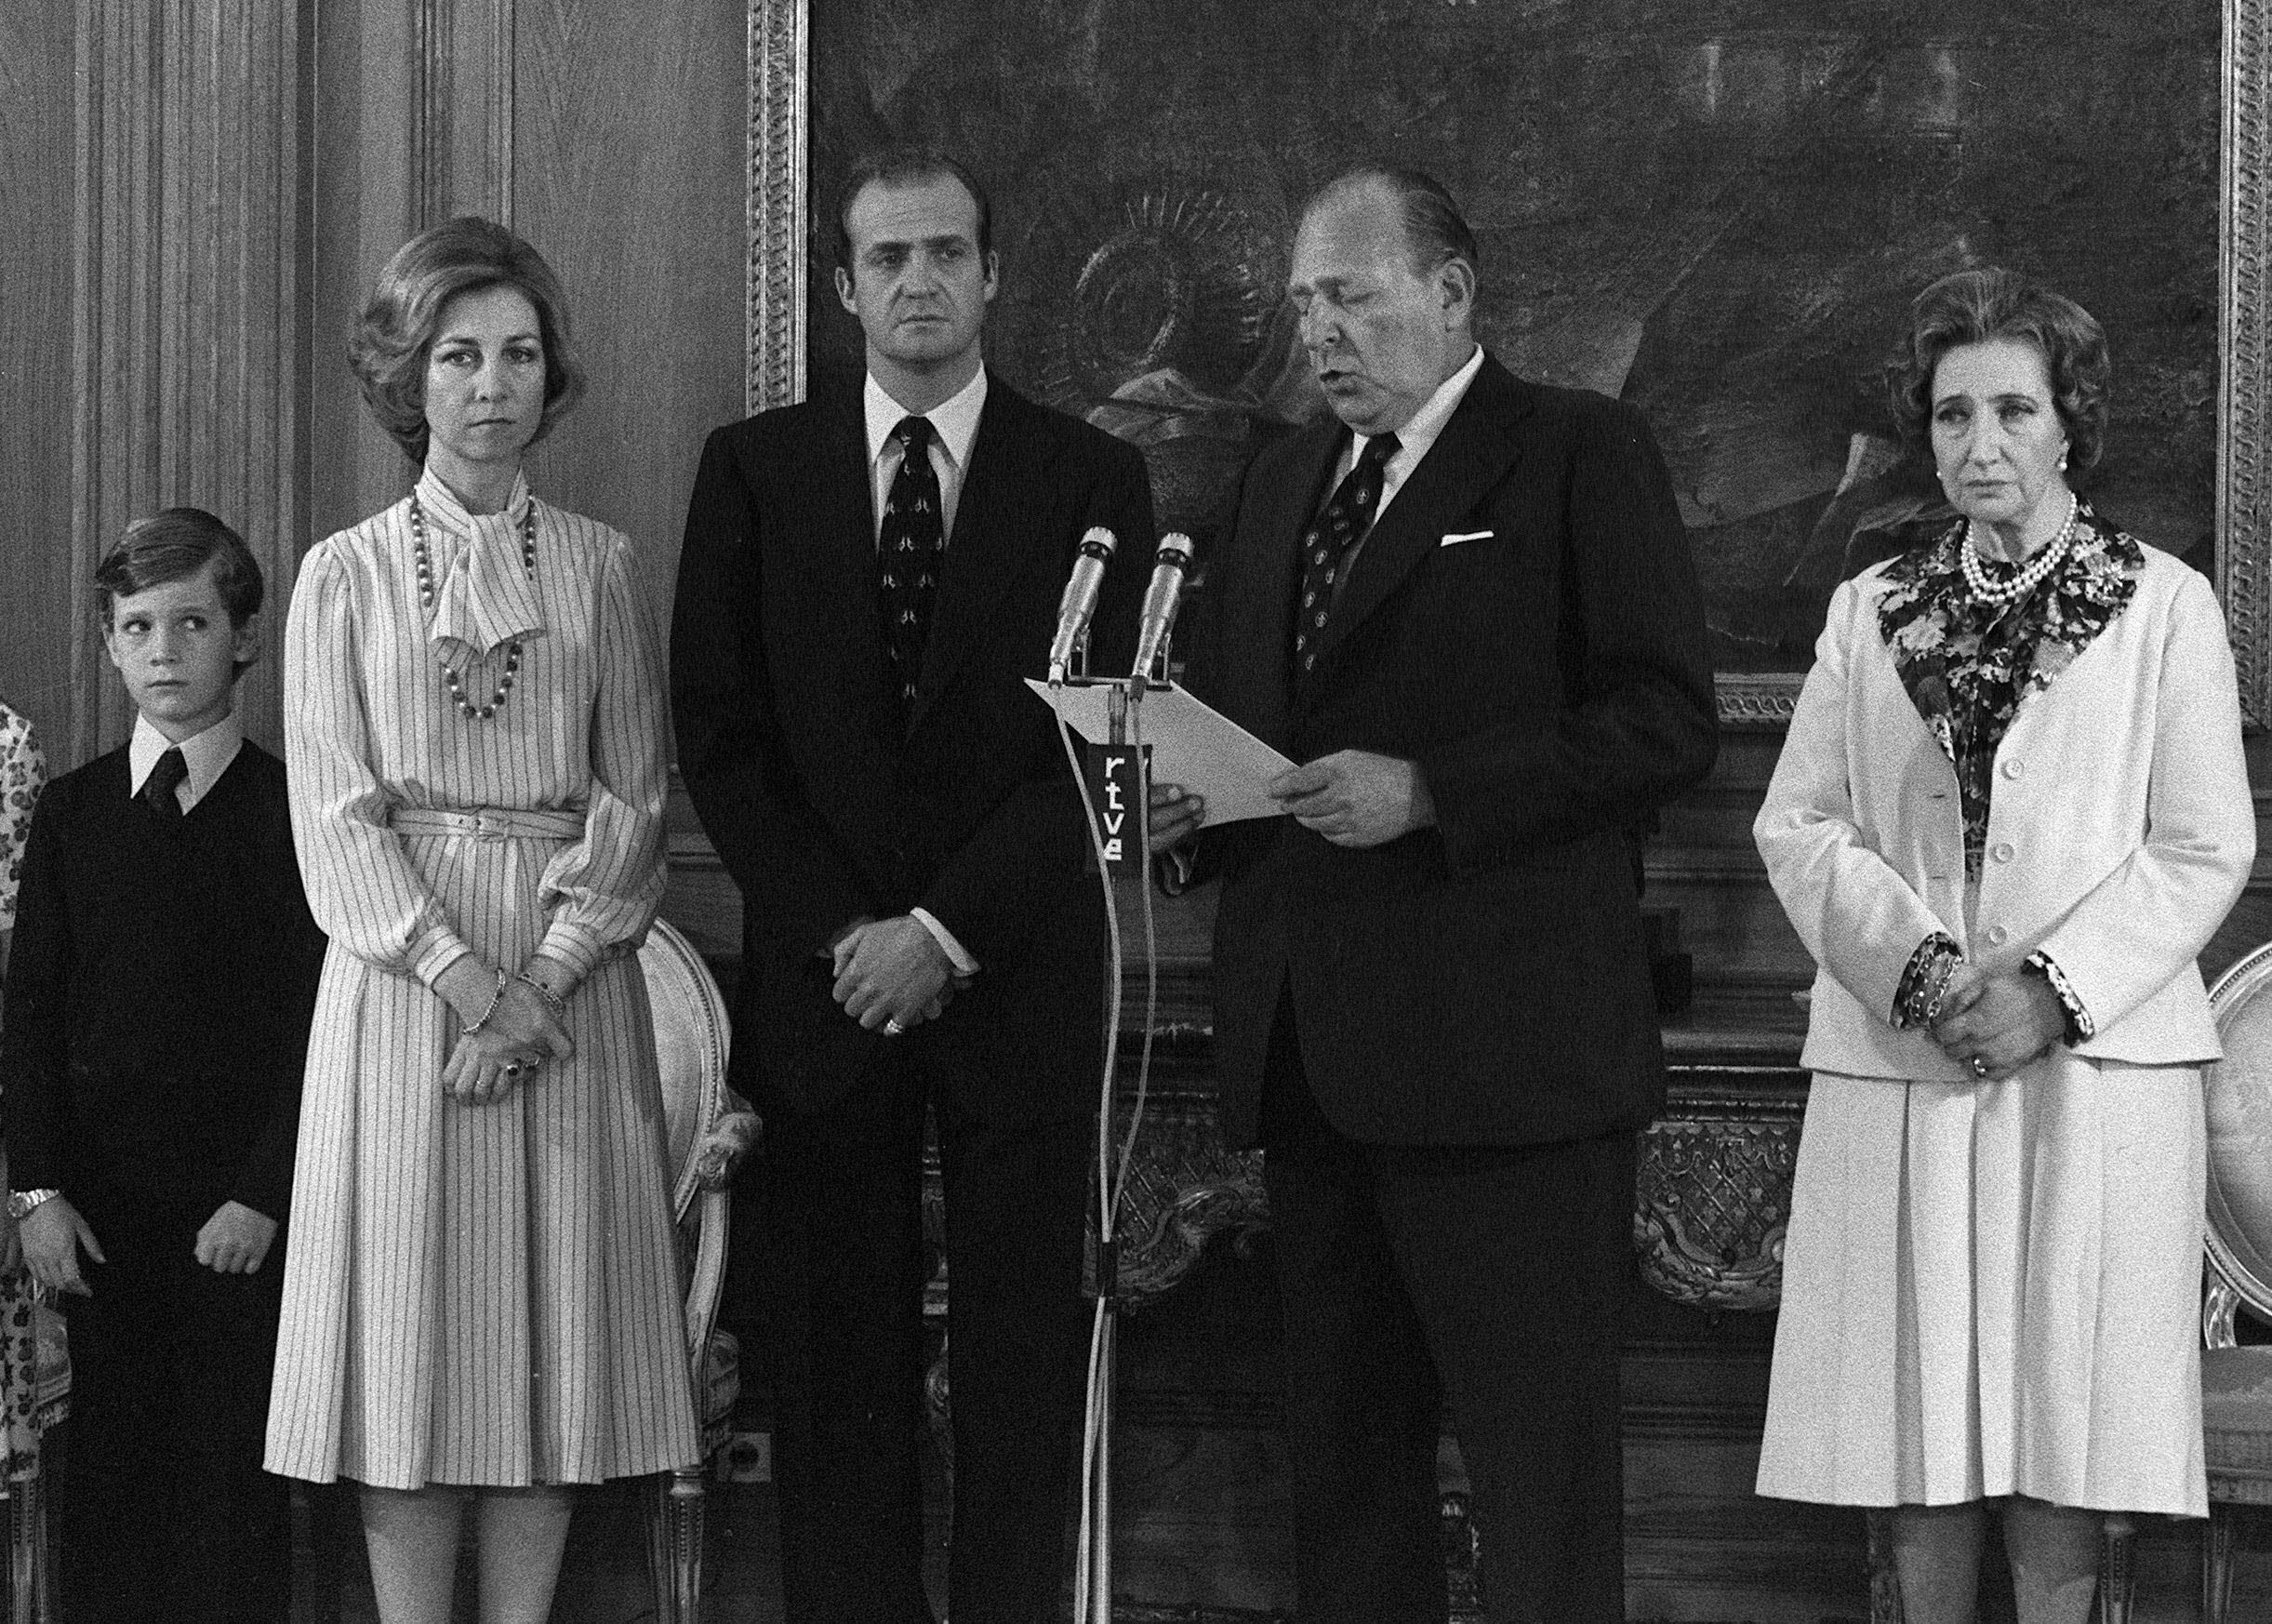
[1304,357,1527,693]
[910,371,1041,733]
[1218,418,1343,752]
[778,393,900,752]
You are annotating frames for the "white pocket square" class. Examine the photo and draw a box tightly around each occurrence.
[1440,529,1495,546]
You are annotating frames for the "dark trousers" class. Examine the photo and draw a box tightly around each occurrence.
[751,1046,1092,1624]
[1260,997,1637,1624]
[56,1202,289,1624]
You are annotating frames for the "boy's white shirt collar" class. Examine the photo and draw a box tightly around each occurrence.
[128,711,243,813]
[863,366,989,480]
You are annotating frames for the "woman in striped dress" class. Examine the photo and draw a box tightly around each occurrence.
[267,218,696,1622]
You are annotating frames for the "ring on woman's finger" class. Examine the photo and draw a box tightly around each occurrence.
[1971,1057,1989,1077]
[884,1017,907,1036]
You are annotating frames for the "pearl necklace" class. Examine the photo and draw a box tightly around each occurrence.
[1960,494,2079,608]
[410,493,537,720]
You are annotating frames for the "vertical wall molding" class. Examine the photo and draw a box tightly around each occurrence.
[411,0,514,228]
[71,0,308,757]
[410,0,452,229]
[747,0,806,414]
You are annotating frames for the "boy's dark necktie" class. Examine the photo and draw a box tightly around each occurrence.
[878,415,944,715]
[143,746,187,819]
[1294,431,1399,677]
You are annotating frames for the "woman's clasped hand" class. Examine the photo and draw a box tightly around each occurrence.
[433,957,574,1105]
[1927,962,2068,1083]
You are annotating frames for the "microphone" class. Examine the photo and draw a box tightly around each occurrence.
[1130,534,1195,683]
[1047,526,1118,683]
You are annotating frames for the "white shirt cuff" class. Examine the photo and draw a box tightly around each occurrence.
[910,908,979,977]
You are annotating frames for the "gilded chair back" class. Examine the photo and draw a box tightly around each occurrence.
[2205,942,2272,1343]
[637,919,745,1364]
[634,918,753,1624]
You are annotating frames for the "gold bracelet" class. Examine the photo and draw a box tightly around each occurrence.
[461,968,509,1035]
[515,968,568,1018]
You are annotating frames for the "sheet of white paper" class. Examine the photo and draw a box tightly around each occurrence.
[1025,679,1293,827]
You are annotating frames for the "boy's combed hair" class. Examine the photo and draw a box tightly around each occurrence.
[95,508,265,677]
[351,216,586,465]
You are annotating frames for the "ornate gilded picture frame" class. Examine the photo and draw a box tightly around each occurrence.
[751,0,2268,727]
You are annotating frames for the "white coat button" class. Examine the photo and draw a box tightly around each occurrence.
[1986,925,2010,946]
[1992,842,2014,863]
[2002,759,2024,779]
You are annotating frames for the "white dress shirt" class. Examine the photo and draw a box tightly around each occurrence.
[859,366,990,978]
[128,711,243,814]
[863,366,989,547]
[1318,344,1484,592]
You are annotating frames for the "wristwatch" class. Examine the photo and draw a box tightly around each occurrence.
[6,1189,60,1221]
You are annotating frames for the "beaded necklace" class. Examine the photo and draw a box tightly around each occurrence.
[1960,491,2079,608]
[409,493,537,720]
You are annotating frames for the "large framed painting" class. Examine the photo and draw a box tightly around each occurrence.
[749,0,2272,726]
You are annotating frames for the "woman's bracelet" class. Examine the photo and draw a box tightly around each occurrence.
[515,967,569,1018]
[462,968,509,1035]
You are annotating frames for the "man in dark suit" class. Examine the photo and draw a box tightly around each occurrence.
[1149,166,1718,1622]
[672,148,1152,1624]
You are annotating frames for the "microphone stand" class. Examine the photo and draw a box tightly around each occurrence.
[1052,627,1173,1624]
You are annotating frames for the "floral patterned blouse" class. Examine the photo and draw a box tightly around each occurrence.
[0,701,44,934]
[1877,499,2144,878]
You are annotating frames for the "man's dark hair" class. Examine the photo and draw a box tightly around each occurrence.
[833,147,995,276]
[1308,165,1481,282]
[95,508,265,677]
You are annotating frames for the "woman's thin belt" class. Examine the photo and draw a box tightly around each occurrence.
[387,805,586,841]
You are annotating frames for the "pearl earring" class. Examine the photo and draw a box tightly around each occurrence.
[2058,448,2069,472]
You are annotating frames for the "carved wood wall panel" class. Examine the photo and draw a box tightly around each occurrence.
[71,0,309,758]
[0,6,79,755]
[410,0,514,231]
[511,0,747,610]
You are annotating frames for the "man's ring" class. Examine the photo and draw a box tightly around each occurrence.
[884,1018,906,1036]
[503,1061,524,1078]
[1971,1058,1988,1076]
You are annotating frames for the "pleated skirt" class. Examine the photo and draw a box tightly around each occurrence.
[1755,1053,2206,1515]
[264,829,698,1488]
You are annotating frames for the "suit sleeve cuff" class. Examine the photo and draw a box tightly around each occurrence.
[1892,933,1963,1030]
[910,909,980,977]
[2026,951,2095,1044]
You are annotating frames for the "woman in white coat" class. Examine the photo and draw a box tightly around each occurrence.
[1754,267,2255,1623]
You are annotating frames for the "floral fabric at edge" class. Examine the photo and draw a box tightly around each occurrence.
[1876,500,2144,879]
[0,699,53,1480]
[0,701,45,934]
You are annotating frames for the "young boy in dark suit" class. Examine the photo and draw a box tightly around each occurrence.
[0,508,326,1624]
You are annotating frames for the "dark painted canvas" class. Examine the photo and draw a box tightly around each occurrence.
[806,0,2218,672]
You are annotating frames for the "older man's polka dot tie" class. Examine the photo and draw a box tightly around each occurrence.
[1294,431,1399,678]
[878,415,943,714]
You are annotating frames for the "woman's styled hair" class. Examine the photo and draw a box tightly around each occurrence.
[350,217,586,464]
[1887,267,2112,473]
[95,508,265,677]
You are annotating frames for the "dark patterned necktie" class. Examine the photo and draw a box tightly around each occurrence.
[1294,432,1400,677]
[143,746,187,819]
[878,415,945,713]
